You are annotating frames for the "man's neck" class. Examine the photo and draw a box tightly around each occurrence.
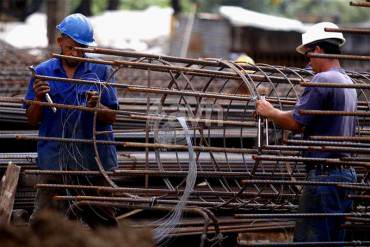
[319,59,341,72]
[62,60,78,79]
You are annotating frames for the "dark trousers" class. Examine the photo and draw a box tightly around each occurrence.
[293,167,356,244]
[30,174,118,229]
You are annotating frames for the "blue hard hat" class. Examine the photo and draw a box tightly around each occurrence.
[56,13,97,46]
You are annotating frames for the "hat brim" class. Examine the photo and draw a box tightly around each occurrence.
[296,44,306,55]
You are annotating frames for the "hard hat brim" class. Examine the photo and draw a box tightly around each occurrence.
[296,38,345,55]
[296,44,306,55]
[57,29,97,47]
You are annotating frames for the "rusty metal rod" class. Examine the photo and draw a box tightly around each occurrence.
[53,53,303,84]
[346,217,370,223]
[113,169,254,178]
[32,73,254,102]
[239,240,370,247]
[16,135,258,154]
[3,96,257,128]
[36,184,298,198]
[253,154,337,163]
[263,144,370,155]
[253,154,370,168]
[24,169,306,178]
[24,170,111,175]
[299,109,368,117]
[127,113,257,127]
[54,196,298,209]
[74,47,306,78]
[285,139,370,148]
[325,27,370,34]
[310,135,370,143]
[240,179,359,186]
[336,184,370,191]
[75,47,370,80]
[166,223,294,236]
[341,156,370,162]
[234,212,370,219]
[300,81,370,89]
[307,52,370,61]
[350,1,370,7]
[347,194,370,200]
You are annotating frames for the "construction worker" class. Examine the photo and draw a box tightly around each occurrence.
[255,22,357,243]
[25,13,118,228]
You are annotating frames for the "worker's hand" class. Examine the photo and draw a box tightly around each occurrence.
[86,91,100,108]
[33,79,50,101]
[255,99,276,118]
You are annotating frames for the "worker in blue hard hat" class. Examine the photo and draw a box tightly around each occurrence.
[24,13,119,228]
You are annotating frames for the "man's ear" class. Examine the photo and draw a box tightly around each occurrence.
[56,36,63,46]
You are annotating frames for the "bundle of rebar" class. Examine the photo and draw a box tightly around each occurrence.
[0,42,364,246]
[2,2,370,243]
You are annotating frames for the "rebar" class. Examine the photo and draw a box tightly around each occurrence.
[2,40,370,246]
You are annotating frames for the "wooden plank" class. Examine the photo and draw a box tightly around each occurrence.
[0,162,21,224]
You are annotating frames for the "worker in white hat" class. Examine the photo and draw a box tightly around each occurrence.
[256,22,357,243]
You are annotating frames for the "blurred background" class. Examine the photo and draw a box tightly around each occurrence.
[0,0,369,70]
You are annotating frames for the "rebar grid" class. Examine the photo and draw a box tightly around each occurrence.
[2,44,369,245]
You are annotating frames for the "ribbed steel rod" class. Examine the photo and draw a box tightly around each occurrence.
[32,73,253,102]
[74,47,307,77]
[325,27,370,34]
[300,81,370,89]
[2,96,257,128]
[16,135,258,154]
[240,179,359,186]
[253,154,337,163]
[310,135,370,142]
[263,144,370,155]
[350,1,370,8]
[253,154,370,168]
[239,240,370,247]
[53,54,303,84]
[299,109,368,117]
[74,47,370,80]
[307,52,370,61]
[347,194,370,200]
[36,184,298,198]
[285,139,370,148]
[234,212,370,219]
[337,184,370,191]
[113,169,253,178]
[24,169,305,178]
[24,170,111,175]
[54,196,298,209]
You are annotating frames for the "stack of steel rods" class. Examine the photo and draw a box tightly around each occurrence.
[0,38,369,245]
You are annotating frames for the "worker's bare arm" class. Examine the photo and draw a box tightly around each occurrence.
[256,99,303,132]
[86,91,116,124]
[26,80,50,125]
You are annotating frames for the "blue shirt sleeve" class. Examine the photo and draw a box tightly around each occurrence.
[292,74,329,126]
[100,66,119,110]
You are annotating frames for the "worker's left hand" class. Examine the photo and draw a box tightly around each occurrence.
[86,91,100,108]
[255,99,275,118]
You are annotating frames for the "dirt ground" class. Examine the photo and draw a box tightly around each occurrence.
[0,210,154,247]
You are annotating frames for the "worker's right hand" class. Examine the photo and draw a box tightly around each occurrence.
[32,79,50,101]
[256,99,275,118]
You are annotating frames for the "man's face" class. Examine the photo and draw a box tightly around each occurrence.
[57,36,85,67]
[305,46,322,73]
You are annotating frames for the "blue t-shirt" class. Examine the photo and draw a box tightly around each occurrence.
[24,58,118,170]
[292,68,357,158]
